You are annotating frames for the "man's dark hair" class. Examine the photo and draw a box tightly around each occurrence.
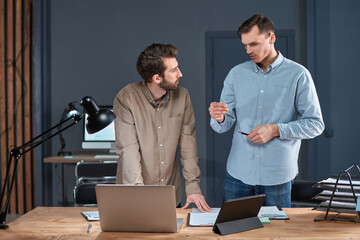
[136,43,178,83]
[237,14,275,38]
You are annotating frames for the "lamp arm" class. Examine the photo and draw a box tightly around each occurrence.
[17,114,81,151]
[0,114,83,229]
[58,132,66,150]
[57,103,75,154]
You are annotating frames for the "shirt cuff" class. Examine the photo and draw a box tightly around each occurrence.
[210,118,224,132]
[277,123,288,139]
[185,182,202,196]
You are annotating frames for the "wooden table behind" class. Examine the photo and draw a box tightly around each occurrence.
[44,152,119,164]
[2,207,360,239]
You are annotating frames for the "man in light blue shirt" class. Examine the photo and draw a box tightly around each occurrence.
[208,14,324,207]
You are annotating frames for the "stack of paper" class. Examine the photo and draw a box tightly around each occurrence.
[81,211,99,221]
[257,206,289,220]
[313,175,360,214]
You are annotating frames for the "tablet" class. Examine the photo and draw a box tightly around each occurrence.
[212,194,266,235]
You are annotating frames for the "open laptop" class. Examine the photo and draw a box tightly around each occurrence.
[95,184,182,233]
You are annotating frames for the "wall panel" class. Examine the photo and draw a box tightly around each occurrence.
[0,0,34,216]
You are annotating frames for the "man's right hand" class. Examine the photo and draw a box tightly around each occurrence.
[208,102,228,123]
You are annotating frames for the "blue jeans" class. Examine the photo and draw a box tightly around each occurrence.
[222,171,292,207]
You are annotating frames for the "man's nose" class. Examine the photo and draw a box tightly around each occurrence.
[246,47,253,54]
[177,69,183,78]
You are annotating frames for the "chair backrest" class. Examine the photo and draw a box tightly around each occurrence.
[74,183,98,206]
[291,180,322,207]
[75,161,117,184]
[73,161,118,206]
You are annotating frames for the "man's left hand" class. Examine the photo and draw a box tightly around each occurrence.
[181,194,212,212]
[247,124,280,144]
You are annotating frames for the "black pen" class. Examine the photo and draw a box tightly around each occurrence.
[238,131,249,135]
[87,224,92,233]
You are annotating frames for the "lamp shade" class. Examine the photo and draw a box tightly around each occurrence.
[80,96,116,134]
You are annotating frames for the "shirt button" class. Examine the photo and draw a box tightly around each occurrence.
[256,155,259,158]
[161,179,164,182]
[260,90,264,93]
[158,126,161,129]
[157,108,160,111]
[160,144,163,147]
[161,161,164,164]
[258,106,262,109]
[263,75,266,78]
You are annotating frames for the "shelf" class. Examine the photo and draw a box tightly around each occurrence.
[312,165,360,223]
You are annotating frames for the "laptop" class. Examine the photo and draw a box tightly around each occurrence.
[95,184,181,233]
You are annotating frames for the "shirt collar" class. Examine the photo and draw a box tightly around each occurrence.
[141,81,169,107]
[252,51,284,73]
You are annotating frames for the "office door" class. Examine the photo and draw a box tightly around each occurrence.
[205,30,295,207]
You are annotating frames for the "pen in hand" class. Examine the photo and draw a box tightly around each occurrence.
[87,224,92,233]
[238,131,249,136]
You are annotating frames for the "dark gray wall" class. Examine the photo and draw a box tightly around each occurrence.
[45,0,307,205]
[312,0,360,179]
[40,0,360,206]
[49,0,307,155]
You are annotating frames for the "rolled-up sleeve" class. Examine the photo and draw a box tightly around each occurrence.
[278,70,325,140]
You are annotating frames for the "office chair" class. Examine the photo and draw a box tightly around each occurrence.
[73,161,118,206]
[291,180,322,208]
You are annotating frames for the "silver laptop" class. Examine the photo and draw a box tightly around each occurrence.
[95,184,181,233]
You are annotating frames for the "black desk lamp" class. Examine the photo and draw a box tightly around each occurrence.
[0,96,116,229]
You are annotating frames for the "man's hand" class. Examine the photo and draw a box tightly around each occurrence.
[208,102,228,123]
[181,194,212,212]
[247,124,280,144]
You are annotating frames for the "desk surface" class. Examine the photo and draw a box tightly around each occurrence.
[3,207,360,239]
[44,153,119,163]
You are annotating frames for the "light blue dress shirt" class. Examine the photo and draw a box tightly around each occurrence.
[210,52,324,186]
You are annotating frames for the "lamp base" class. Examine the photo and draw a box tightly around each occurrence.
[0,213,9,229]
[0,223,9,229]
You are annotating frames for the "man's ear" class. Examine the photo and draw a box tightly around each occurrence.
[269,32,276,44]
[152,74,161,83]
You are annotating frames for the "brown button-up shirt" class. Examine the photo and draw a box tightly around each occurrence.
[113,81,201,205]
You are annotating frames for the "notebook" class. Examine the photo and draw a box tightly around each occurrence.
[95,184,182,233]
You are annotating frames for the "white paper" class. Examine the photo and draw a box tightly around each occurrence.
[176,218,183,231]
[317,178,360,191]
[320,178,360,186]
[188,208,221,226]
[188,212,219,226]
[192,207,221,213]
[81,211,99,221]
[258,206,288,219]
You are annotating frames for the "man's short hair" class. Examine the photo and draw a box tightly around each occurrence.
[136,43,178,83]
[237,14,275,38]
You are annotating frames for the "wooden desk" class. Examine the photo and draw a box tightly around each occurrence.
[3,207,360,239]
[44,153,119,206]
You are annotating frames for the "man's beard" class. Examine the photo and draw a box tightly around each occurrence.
[159,77,179,91]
